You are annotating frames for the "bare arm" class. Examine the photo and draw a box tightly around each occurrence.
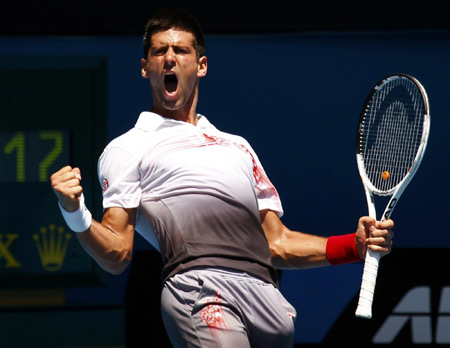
[51,166,136,275]
[260,209,394,269]
[76,207,136,275]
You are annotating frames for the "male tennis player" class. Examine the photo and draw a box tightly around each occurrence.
[51,9,394,348]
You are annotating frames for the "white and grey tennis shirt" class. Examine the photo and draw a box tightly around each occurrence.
[98,112,283,285]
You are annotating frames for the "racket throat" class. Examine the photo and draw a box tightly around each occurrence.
[364,187,377,219]
[383,198,398,220]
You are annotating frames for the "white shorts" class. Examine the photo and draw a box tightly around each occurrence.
[161,268,297,348]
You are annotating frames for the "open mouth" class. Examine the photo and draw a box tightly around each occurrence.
[164,74,178,93]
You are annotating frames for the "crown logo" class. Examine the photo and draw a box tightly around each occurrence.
[33,224,72,272]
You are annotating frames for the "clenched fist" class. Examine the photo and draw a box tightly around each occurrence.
[50,166,84,212]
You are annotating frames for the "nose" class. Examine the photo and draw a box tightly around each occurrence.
[164,47,176,67]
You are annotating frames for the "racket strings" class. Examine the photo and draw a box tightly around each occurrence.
[360,77,424,192]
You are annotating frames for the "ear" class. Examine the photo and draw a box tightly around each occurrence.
[141,58,149,78]
[197,56,207,78]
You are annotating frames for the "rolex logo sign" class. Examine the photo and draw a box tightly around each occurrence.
[33,224,72,271]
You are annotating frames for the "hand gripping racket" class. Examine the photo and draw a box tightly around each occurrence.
[354,74,430,319]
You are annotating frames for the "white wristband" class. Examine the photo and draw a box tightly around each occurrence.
[58,193,92,232]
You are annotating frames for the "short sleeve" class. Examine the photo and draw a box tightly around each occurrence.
[253,163,284,217]
[98,146,141,209]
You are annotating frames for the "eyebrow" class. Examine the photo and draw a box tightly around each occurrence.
[151,42,192,49]
[151,36,195,48]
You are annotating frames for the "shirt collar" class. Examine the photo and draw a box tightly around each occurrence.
[196,114,216,131]
[135,112,216,132]
[134,112,165,132]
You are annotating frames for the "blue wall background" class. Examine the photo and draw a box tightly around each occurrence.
[1,30,449,344]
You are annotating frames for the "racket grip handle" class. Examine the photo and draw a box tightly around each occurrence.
[355,249,380,319]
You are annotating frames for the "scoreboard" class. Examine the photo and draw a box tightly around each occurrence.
[0,130,69,183]
[0,56,107,288]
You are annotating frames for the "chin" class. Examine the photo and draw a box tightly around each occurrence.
[162,101,182,111]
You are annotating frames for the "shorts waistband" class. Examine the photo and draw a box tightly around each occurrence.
[183,267,272,285]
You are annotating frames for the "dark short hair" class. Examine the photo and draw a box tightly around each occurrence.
[142,9,205,59]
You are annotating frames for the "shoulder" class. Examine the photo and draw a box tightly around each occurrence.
[99,129,142,166]
[101,112,166,160]
[198,114,252,148]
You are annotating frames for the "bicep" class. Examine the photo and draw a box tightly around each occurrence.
[260,209,286,245]
[260,209,294,268]
[75,207,137,274]
[101,207,137,237]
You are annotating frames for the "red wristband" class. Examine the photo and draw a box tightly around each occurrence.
[326,233,362,266]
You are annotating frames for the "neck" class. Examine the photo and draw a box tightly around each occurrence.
[152,81,200,125]
[152,106,198,125]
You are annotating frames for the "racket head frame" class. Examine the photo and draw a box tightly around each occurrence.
[356,73,430,201]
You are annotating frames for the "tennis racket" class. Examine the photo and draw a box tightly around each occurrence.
[354,74,430,319]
